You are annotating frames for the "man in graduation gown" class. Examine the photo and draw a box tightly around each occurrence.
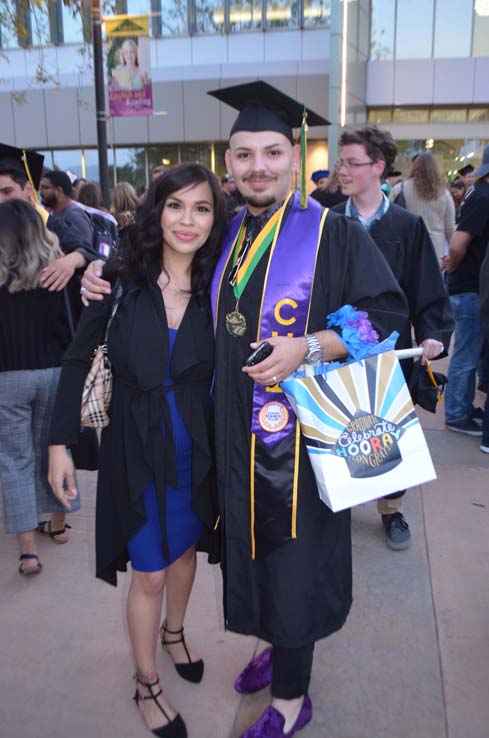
[206,83,409,738]
[80,83,408,738]
[333,125,453,550]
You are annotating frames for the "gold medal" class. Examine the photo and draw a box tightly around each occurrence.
[226,309,247,337]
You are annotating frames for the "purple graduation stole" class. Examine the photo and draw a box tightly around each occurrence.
[211,193,328,558]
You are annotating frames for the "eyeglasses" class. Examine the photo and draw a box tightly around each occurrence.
[335,159,375,172]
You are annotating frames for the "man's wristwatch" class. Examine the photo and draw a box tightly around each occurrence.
[304,333,324,364]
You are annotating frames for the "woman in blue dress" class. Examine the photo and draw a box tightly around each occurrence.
[47,165,225,738]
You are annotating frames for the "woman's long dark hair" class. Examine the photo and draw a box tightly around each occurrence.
[109,163,225,306]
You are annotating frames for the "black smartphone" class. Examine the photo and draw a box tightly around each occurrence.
[243,341,273,367]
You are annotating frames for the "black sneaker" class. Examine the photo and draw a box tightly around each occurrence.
[445,418,483,436]
[382,513,411,550]
[468,406,484,422]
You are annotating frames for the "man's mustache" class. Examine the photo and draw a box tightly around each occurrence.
[243,173,276,182]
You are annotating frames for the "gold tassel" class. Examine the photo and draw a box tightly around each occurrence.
[300,107,308,209]
[21,150,39,203]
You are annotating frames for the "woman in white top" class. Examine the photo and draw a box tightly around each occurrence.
[390,152,455,260]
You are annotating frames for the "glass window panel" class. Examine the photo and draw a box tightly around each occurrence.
[433,0,472,58]
[303,0,331,28]
[396,0,434,59]
[109,147,146,192]
[429,138,465,178]
[0,0,20,48]
[392,108,429,123]
[214,142,227,176]
[468,109,489,122]
[370,0,395,60]
[367,108,392,124]
[266,0,299,29]
[430,108,467,123]
[229,0,263,32]
[61,3,84,44]
[126,0,152,13]
[160,0,188,35]
[52,149,84,176]
[179,143,211,167]
[83,149,101,183]
[30,2,51,46]
[147,144,180,175]
[195,0,224,33]
[473,2,489,57]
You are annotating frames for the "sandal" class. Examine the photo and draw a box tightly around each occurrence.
[18,553,42,576]
[133,672,187,738]
[160,620,204,684]
[36,520,72,544]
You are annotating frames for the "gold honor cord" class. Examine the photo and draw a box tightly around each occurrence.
[21,150,39,203]
[226,200,288,337]
[425,360,442,404]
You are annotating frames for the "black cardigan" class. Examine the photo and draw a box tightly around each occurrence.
[49,271,218,585]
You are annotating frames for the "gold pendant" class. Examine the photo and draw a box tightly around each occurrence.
[225,309,247,337]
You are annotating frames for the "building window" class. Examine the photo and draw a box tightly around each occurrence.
[147,145,180,177]
[303,0,331,28]
[158,0,188,35]
[194,0,224,33]
[433,0,472,58]
[392,108,430,124]
[468,109,489,122]
[228,0,263,32]
[370,0,395,60]
[61,2,85,44]
[396,0,434,59]
[367,108,392,124]
[266,0,299,29]
[179,143,212,167]
[0,0,20,48]
[430,108,467,123]
[52,149,84,177]
[473,1,489,57]
[108,146,146,191]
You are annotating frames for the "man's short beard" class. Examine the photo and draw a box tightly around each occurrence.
[243,194,277,209]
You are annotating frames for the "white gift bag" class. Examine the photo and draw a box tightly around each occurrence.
[281,348,436,512]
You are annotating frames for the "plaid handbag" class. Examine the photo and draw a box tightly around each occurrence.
[80,289,121,429]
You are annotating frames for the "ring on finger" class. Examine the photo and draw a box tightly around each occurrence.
[271,375,278,385]
[80,286,86,294]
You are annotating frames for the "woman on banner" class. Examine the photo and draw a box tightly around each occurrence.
[47,164,224,738]
[112,38,149,91]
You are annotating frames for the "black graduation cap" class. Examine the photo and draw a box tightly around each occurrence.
[408,360,447,414]
[207,81,329,143]
[458,163,474,177]
[0,143,44,190]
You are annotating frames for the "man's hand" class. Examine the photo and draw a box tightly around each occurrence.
[80,259,111,306]
[419,338,444,365]
[48,446,78,511]
[40,252,85,291]
[242,336,308,386]
[440,255,455,273]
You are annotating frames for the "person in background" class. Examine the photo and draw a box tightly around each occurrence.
[479,247,489,453]
[152,163,168,181]
[390,152,455,261]
[221,173,244,220]
[310,166,347,208]
[112,181,139,234]
[335,126,453,551]
[458,163,475,198]
[40,170,94,246]
[449,179,466,223]
[0,200,79,576]
[48,164,224,738]
[310,169,329,188]
[381,168,402,196]
[443,145,489,436]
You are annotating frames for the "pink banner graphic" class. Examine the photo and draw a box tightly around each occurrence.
[107,35,153,117]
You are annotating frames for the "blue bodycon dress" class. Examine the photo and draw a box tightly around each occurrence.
[127,329,204,571]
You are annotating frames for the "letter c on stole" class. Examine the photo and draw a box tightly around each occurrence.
[274,298,298,326]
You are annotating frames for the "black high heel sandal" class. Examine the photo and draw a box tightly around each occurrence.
[133,673,187,738]
[160,620,204,684]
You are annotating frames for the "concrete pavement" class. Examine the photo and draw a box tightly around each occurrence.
[1,383,488,738]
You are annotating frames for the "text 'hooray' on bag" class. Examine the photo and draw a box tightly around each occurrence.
[281,349,436,512]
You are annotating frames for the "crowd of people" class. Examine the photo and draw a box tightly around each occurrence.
[1,80,489,738]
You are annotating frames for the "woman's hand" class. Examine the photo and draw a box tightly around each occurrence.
[242,336,308,387]
[48,446,78,511]
[80,259,111,306]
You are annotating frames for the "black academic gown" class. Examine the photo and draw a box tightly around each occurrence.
[49,269,218,585]
[333,201,454,379]
[213,204,409,648]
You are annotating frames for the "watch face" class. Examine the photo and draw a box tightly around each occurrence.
[306,349,323,364]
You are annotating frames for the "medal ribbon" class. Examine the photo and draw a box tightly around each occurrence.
[230,204,285,300]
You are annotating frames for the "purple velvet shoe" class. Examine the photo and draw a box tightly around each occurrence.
[239,695,313,738]
[234,647,273,694]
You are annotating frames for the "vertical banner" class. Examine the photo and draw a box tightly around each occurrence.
[106,15,153,117]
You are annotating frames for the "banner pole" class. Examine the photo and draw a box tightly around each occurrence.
[92,0,110,207]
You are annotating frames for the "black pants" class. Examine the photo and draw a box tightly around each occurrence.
[271,643,315,699]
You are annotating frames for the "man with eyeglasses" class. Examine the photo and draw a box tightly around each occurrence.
[333,125,454,551]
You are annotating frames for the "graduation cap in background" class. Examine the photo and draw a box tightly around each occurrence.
[207,81,329,208]
[0,143,44,197]
[458,163,474,177]
[408,360,447,414]
[311,169,329,184]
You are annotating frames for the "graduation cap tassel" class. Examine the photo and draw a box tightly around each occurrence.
[300,107,308,209]
[22,150,39,203]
